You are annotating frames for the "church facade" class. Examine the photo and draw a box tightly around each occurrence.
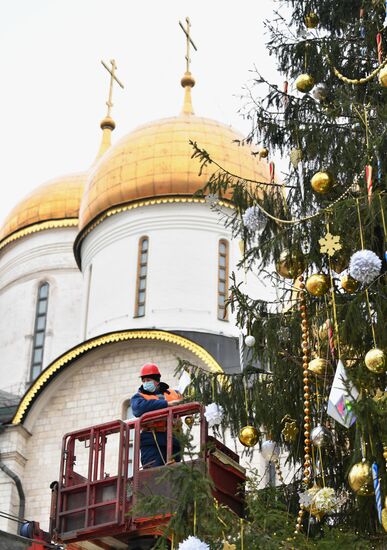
[0,66,272,536]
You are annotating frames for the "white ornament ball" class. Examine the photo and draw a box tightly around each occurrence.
[178,536,210,550]
[349,249,382,284]
[261,440,280,461]
[204,402,224,428]
[245,335,256,348]
[242,206,266,232]
[312,83,329,101]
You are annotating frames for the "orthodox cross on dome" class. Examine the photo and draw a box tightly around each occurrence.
[101,59,124,118]
[179,17,197,74]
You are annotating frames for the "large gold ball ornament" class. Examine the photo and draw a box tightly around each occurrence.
[275,250,305,279]
[296,73,315,93]
[365,348,386,374]
[340,274,359,293]
[238,425,259,447]
[379,65,387,88]
[305,12,319,29]
[348,461,374,496]
[308,357,328,376]
[311,171,334,194]
[306,274,330,297]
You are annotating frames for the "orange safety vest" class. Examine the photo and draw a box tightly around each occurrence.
[139,388,182,432]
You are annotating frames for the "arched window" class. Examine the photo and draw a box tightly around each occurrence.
[217,239,229,321]
[30,282,49,380]
[134,236,149,317]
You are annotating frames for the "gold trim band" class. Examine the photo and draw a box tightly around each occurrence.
[12,329,223,425]
[0,219,79,252]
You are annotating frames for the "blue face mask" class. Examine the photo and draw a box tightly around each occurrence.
[143,380,157,393]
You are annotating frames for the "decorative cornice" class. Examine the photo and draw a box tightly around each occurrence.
[75,195,234,268]
[12,329,223,425]
[0,219,79,253]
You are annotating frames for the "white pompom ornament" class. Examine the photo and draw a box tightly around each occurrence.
[242,206,266,232]
[261,440,280,461]
[178,536,210,550]
[204,403,224,428]
[349,250,382,284]
[245,335,256,348]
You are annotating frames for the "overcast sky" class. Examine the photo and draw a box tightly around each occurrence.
[0,0,283,226]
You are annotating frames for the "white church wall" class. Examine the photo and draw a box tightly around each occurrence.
[81,202,270,340]
[0,229,83,394]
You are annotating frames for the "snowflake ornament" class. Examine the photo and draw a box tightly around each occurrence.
[349,249,382,284]
[319,232,342,257]
[204,402,224,428]
[178,536,210,550]
[242,206,266,232]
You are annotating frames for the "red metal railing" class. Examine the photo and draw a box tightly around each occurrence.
[52,403,244,545]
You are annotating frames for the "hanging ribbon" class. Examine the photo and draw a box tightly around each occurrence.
[372,462,383,524]
[365,165,373,204]
[269,161,275,183]
[326,319,336,360]
[283,80,289,108]
[377,33,383,64]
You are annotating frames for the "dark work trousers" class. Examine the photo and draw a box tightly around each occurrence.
[140,431,181,468]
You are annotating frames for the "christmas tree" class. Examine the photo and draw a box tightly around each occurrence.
[167,0,387,547]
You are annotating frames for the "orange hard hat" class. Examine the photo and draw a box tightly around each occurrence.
[140,363,161,377]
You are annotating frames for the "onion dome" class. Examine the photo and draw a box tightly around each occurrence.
[78,77,270,235]
[0,173,86,250]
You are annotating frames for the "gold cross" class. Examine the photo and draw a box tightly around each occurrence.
[179,17,197,73]
[101,59,124,118]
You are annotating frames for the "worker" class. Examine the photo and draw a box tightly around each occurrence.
[131,363,183,468]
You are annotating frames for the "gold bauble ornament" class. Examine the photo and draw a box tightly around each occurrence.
[305,12,319,29]
[259,147,269,158]
[340,274,360,293]
[185,415,194,427]
[365,348,386,374]
[275,250,305,279]
[348,461,374,496]
[311,171,334,194]
[296,73,315,93]
[238,425,259,447]
[308,357,328,376]
[379,65,387,88]
[306,274,330,297]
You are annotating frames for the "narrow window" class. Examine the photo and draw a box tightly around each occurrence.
[218,239,229,320]
[134,237,149,317]
[30,282,49,380]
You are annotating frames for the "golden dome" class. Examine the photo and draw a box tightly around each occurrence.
[79,114,270,231]
[0,173,86,247]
